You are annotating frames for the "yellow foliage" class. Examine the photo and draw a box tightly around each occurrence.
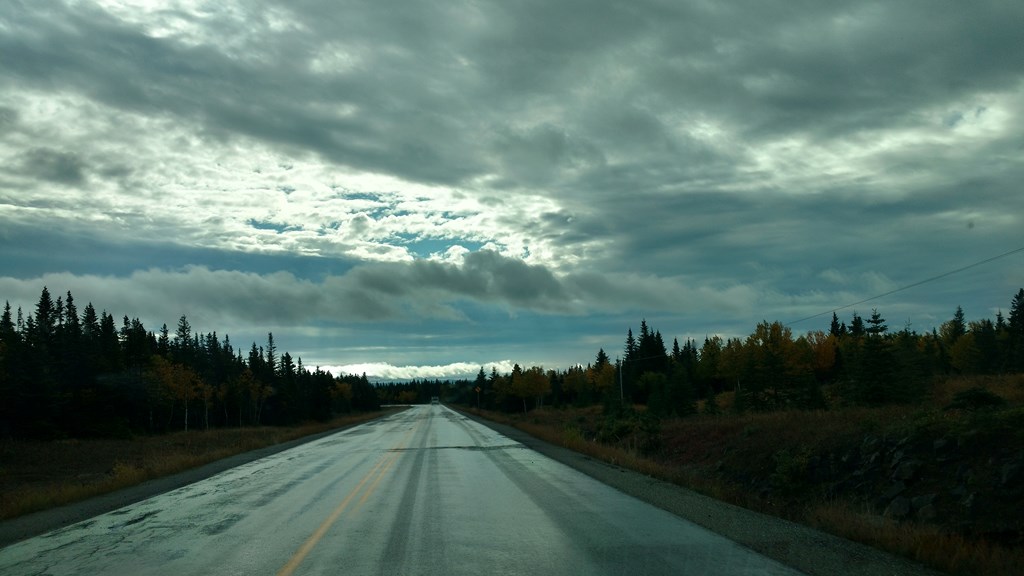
[332,381,353,401]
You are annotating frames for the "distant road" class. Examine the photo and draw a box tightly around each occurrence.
[0,406,803,575]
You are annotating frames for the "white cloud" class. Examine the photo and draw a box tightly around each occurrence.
[325,360,516,381]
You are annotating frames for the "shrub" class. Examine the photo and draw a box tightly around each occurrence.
[945,387,1007,412]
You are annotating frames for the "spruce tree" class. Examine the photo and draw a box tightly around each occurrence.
[1009,288,1024,371]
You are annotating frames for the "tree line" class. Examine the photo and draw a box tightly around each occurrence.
[438,288,1024,416]
[0,287,379,439]
[4,285,1022,437]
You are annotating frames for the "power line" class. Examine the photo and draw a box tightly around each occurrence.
[785,245,1024,327]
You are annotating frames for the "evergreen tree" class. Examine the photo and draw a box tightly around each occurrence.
[0,301,17,347]
[849,312,865,338]
[857,309,899,404]
[0,302,20,436]
[61,291,81,345]
[98,312,122,373]
[266,333,278,377]
[157,323,170,357]
[1009,288,1024,371]
[172,315,193,365]
[866,308,887,336]
[969,319,998,374]
[81,303,100,341]
[624,328,637,361]
[941,305,968,345]
[33,286,57,353]
[697,336,723,398]
[829,312,846,338]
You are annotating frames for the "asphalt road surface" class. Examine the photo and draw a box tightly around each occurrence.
[0,405,805,575]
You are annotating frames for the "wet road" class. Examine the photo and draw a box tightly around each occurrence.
[0,406,804,575]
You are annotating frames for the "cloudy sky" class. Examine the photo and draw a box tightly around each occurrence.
[2,0,1022,380]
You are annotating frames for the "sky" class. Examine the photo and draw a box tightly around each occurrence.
[2,0,1022,380]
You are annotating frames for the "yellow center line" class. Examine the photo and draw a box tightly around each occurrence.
[354,453,398,510]
[276,418,424,576]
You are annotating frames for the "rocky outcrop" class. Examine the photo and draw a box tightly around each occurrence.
[777,427,1024,545]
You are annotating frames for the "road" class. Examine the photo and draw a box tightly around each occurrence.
[0,405,805,575]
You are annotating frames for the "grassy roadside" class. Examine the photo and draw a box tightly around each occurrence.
[0,410,399,521]
[464,375,1024,576]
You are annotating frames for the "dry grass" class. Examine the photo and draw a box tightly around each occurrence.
[807,501,1024,576]
[0,411,396,521]
[929,373,1024,406]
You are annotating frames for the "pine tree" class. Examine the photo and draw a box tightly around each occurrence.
[98,312,122,373]
[34,286,57,353]
[849,312,865,338]
[1007,288,1024,371]
[858,309,900,404]
[0,301,17,347]
[624,329,637,361]
[0,302,20,436]
[266,333,278,378]
[172,315,192,365]
[941,305,967,345]
[829,312,845,338]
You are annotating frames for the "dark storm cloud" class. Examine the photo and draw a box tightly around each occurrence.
[4,0,1022,195]
[15,147,87,185]
[347,250,570,314]
[1,0,485,184]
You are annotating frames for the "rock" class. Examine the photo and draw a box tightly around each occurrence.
[955,464,969,480]
[911,493,937,510]
[881,481,906,500]
[890,449,905,468]
[957,430,977,449]
[963,492,977,513]
[864,451,881,469]
[917,503,938,522]
[885,497,911,519]
[863,434,881,452]
[1001,461,1022,487]
[933,437,956,462]
[893,460,922,481]
[839,450,855,466]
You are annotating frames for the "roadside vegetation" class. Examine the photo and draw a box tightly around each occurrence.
[0,411,394,521]
[463,376,1024,576]
[1,287,382,441]
[0,286,388,521]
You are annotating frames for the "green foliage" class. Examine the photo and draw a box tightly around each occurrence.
[770,447,812,494]
[0,288,381,439]
[945,386,1007,412]
[703,392,722,415]
[595,407,662,455]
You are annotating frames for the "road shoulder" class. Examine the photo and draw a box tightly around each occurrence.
[0,413,403,548]
[457,408,944,576]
